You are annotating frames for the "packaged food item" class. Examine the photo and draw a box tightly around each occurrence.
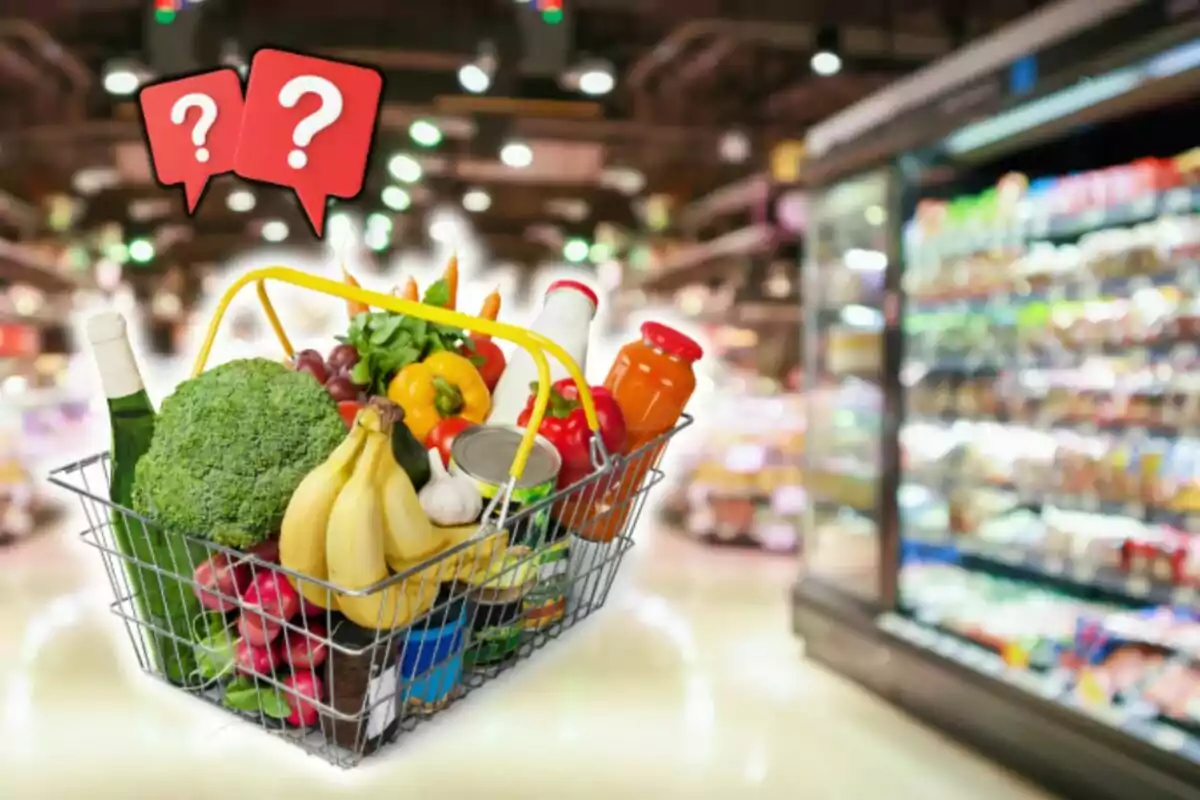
[325,619,401,753]
[450,425,561,546]
[488,281,598,426]
[583,323,704,542]
[398,597,466,713]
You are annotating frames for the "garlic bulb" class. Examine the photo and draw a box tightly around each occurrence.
[418,449,482,526]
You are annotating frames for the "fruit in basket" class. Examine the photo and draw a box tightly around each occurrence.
[281,670,324,727]
[279,407,370,609]
[237,611,280,647]
[235,637,282,677]
[284,622,328,670]
[425,416,475,468]
[324,375,359,403]
[132,358,347,549]
[292,349,328,385]
[516,379,627,489]
[193,553,250,612]
[243,570,300,623]
[326,402,434,629]
[387,351,490,441]
[381,441,441,564]
[326,343,360,376]
[246,538,280,564]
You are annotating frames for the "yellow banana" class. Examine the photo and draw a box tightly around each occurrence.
[379,453,444,568]
[326,407,431,629]
[280,412,368,609]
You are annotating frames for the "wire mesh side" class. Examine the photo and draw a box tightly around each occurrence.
[48,420,681,768]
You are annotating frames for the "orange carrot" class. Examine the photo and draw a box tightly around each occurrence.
[479,287,501,322]
[443,251,459,310]
[402,276,419,302]
[342,266,369,317]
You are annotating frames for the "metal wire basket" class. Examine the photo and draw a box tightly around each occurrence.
[49,267,693,768]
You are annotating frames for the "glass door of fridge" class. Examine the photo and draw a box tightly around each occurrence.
[802,169,892,606]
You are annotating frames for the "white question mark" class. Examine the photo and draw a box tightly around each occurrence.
[278,75,344,170]
[170,93,219,163]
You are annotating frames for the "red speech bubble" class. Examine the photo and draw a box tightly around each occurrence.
[234,49,383,237]
[138,69,245,213]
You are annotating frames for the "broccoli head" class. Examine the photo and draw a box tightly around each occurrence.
[133,357,347,548]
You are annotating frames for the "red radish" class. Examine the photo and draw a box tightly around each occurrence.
[247,538,280,564]
[281,670,324,727]
[235,638,281,677]
[284,623,328,670]
[193,553,250,612]
[238,611,281,647]
[243,570,300,623]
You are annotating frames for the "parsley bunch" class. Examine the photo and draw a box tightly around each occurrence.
[339,279,480,395]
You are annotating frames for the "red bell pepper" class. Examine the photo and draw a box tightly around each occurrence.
[517,379,626,489]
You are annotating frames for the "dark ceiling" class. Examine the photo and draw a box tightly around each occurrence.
[0,0,1050,275]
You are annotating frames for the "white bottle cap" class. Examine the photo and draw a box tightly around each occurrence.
[86,311,128,345]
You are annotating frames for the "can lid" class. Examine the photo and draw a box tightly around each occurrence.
[641,321,703,362]
[546,279,598,312]
[86,311,127,345]
[451,425,562,489]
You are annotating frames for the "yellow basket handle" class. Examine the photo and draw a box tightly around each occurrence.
[192,266,601,481]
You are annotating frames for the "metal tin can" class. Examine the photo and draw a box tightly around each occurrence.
[521,535,570,631]
[450,425,561,547]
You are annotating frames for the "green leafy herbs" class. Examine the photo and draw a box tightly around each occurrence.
[223,677,292,720]
[339,280,474,394]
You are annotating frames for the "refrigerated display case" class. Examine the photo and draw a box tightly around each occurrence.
[802,171,892,605]
[792,2,1200,798]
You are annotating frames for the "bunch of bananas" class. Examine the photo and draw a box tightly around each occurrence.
[279,399,505,630]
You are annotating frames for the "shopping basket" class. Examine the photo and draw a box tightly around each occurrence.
[48,266,691,768]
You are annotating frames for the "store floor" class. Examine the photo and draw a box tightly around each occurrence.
[0,518,1050,799]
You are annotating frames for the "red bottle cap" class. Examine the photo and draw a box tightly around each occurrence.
[546,280,598,310]
[641,322,703,362]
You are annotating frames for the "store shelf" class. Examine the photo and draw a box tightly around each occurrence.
[878,612,1200,764]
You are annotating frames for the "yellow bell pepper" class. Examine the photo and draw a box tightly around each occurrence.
[387,351,490,441]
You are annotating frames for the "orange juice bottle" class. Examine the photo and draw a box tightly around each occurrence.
[581,323,703,542]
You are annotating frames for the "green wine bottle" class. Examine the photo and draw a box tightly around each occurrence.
[87,312,204,685]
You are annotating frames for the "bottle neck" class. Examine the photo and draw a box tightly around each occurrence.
[91,335,146,400]
[541,290,595,323]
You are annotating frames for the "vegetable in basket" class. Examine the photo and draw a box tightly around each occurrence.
[418,448,482,526]
[387,351,490,442]
[132,358,347,549]
[517,379,627,489]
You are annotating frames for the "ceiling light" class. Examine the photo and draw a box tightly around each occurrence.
[578,66,615,96]
[382,185,412,211]
[364,225,390,252]
[72,167,119,196]
[458,63,491,94]
[226,189,255,213]
[102,65,141,96]
[327,212,356,251]
[563,238,589,263]
[128,238,155,264]
[366,212,392,233]
[588,242,612,263]
[462,189,491,213]
[719,131,751,164]
[388,154,422,183]
[409,119,442,147]
[428,213,458,245]
[811,26,842,77]
[261,220,289,243]
[811,51,842,76]
[500,142,533,169]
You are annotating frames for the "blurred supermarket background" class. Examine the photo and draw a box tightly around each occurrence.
[6,0,1200,797]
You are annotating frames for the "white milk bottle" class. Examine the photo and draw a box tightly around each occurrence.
[487,280,598,427]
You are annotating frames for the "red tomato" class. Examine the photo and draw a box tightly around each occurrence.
[465,334,506,392]
[425,417,475,467]
[337,400,362,429]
